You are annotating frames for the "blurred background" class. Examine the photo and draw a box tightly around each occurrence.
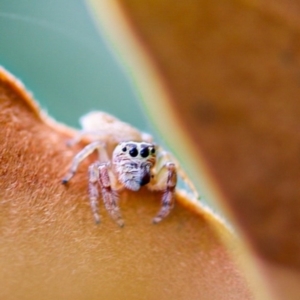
[0,0,212,207]
[0,0,152,132]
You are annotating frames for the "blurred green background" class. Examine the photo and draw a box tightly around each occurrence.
[0,0,152,132]
[0,0,213,207]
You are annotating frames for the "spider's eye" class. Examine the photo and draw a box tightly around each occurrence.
[129,147,138,157]
[122,146,127,152]
[140,147,149,158]
[151,148,156,155]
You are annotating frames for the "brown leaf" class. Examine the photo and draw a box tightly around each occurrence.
[0,67,254,299]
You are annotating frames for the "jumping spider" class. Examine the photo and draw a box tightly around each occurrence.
[62,112,196,226]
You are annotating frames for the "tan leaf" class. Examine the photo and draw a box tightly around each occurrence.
[87,0,300,298]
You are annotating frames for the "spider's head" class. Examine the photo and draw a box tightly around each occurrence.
[112,141,156,191]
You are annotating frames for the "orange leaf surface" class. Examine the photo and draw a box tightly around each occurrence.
[0,67,256,299]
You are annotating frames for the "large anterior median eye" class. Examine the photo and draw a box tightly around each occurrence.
[129,147,138,157]
[140,147,149,158]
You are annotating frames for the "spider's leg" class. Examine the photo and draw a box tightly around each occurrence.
[66,130,87,147]
[149,161,177,224]
[156,147,199,199]
[66,130,104,147]
[62,141,107,184]
[88,162,101,224]
[98,163,124,227]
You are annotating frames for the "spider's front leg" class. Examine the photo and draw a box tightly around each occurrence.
[150,161,177,224]
[88,162,101,224]
[62,141,108,184]
[97,163,124,227]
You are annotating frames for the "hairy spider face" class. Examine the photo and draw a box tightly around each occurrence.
[112,141,156,191]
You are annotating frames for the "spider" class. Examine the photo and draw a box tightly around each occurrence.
[62,111,197,227]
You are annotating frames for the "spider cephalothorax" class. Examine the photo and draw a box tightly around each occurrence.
[62,112,196,227]
[112,142,156,191]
